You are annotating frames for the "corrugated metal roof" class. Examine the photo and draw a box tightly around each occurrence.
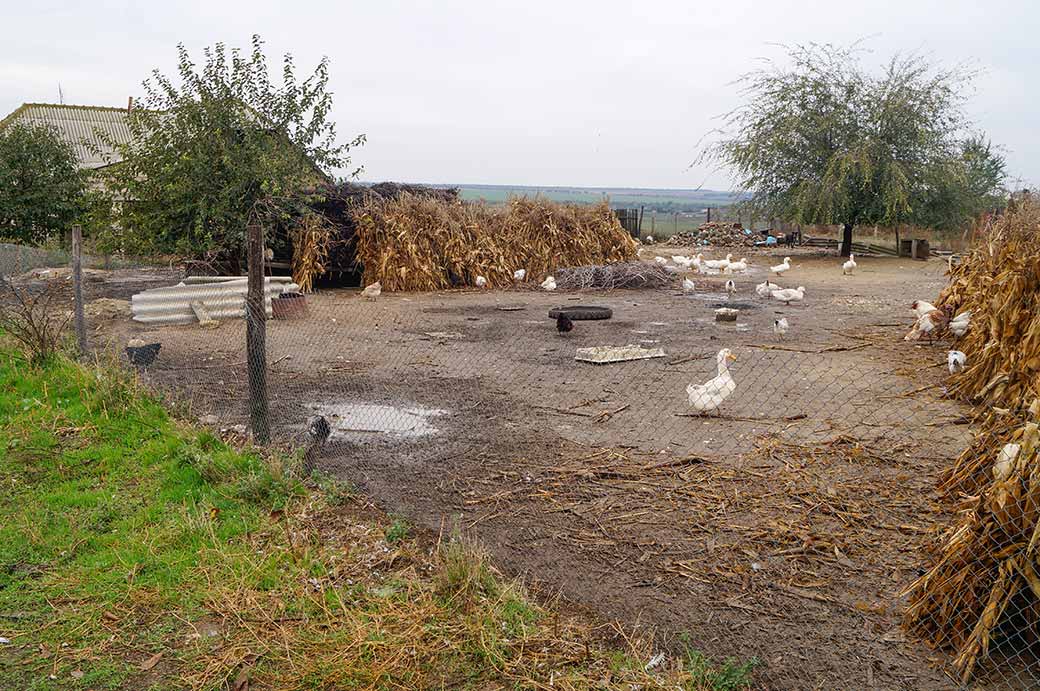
[0,103,132,169]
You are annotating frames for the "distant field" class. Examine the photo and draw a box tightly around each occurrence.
[436,183,743,212]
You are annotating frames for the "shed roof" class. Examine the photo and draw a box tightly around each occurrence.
[0,103,132,170]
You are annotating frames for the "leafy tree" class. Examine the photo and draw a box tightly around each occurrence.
[0,122,85,244]
[916,136,1007,231]
[100,35,364,257]
[705,43,1002,255]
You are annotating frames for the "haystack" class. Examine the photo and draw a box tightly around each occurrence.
[903,202,1040,681]
[351,196,636,292]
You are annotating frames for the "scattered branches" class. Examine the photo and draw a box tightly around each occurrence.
[0,278,71,365]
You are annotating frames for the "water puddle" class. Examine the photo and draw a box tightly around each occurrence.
[309,402,447,439]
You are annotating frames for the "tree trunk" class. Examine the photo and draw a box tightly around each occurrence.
[840,222,854,257]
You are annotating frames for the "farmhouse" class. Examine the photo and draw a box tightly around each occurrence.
[0,102,133,170]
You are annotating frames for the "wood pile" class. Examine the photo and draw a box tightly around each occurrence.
[903,202,1040,681]
[666,222,754,247]
[352,196,636,292]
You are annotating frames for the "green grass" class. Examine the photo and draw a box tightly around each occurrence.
[681,635,759,691]
[0,344,756,690]
[384,516,410,544]
[0,351,299,689]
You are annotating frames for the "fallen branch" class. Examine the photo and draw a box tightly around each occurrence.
[594,404,630,423]
[675,413,807,422]
[748,343,871,354]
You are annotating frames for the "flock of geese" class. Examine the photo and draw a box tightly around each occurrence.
[678,250,964,416]
[671,251,814,415]
[356,247,963,418]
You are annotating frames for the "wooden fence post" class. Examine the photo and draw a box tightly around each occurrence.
[246,222,271,445]
[71,224,88,357]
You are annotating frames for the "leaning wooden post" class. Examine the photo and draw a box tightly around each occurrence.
[71,224,88,357]
[246,221,271,445]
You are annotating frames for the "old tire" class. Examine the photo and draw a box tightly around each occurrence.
[548,305,613,321]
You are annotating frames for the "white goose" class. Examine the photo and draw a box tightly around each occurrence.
[687,348,737,416]
[728,257,749,272]
[842,253,857,275]
[771,286,806,305]
[703,253,733,270]
[755,281,781,298]
[771,257,792,275]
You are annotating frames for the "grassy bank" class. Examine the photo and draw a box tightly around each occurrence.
[0,346,755,689]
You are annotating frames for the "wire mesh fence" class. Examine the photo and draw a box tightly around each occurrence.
[2,237,1038,690]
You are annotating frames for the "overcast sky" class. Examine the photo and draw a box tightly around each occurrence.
[2,1,1036,190]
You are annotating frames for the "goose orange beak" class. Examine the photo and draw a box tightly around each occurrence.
[727,353,737,362]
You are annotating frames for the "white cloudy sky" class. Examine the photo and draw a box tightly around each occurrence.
[2,0,1035,189]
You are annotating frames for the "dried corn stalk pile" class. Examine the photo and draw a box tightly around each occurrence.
[903,202,1040,681]
[934,203,1040,407]
[352,195,636,292]
[291,213,334,293]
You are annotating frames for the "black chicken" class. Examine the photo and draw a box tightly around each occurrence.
[302,415,332,477]
[125,341,161,367]
[308,415,332,444]
[556,314,574,336]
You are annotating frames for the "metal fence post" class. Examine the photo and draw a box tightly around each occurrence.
[71,224,88,357]
[246,222,271,444]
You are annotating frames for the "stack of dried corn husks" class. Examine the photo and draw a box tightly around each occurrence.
[903,202,1040,682]
[352,195,636,292]
[293,182,458,289]
[291,213,334,293]
[934,203,1040,408]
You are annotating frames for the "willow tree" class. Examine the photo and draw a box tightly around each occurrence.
[706,44,998,256]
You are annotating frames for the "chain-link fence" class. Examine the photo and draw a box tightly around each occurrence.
[3,237,1036,690]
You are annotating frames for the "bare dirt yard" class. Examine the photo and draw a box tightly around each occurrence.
[86,250,977,689]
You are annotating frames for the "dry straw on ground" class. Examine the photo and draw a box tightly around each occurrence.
[555,261,674,290]
[903,202,1040,681]
[352,195,637,292]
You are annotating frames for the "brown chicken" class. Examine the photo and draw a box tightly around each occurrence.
[556,314,574,335]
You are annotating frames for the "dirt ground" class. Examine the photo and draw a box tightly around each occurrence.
[82,250,984,689]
